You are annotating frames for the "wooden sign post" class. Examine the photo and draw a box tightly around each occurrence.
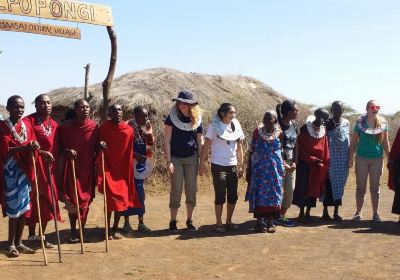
[0,0,113,26]
[0,0,116,122]
[0,19,81,39]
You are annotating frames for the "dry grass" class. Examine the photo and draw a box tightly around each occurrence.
[0,105,7,118]
[44,68,398,194]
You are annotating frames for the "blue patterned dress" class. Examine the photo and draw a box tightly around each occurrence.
[324,119,350,205]
[246,128,284,219]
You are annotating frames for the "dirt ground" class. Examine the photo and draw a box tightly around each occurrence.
[0,170,399,280]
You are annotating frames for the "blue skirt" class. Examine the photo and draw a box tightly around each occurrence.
[4,158,31,218]
[121,179,145,216]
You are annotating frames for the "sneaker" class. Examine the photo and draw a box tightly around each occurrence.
[186,219,197,232]
[169,220,178,232]
[352,212,362,222]
[275,216,296,227]
[372,213,382,223]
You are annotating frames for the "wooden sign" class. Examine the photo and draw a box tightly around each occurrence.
[0,19,81,39]
[0,0,113,26]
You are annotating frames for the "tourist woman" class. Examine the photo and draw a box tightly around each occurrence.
[246,110,284,233]
[349,100,390,222]
[275,100,298,227]
[199,103,244,232]
[164,90,204,231]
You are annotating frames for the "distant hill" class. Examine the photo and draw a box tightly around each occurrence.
[0,105,7,118]
[46,68,292,121]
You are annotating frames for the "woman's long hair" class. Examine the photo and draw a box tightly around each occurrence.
[176,103,202,128]
[366,100,384,143]
[217,103,236,131]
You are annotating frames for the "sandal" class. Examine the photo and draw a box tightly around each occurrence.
[225,223,240,231]
[267,220,277,233]
[322,212,332,221]
[122,222,134,234]
[255,221,268,233]
[112,231,124,240]
[16,244,35,254]
[44,241,54,249]
[333,213,343,221]
[215,224,226,233]
[138,223,152,233]
[7,246,19,258]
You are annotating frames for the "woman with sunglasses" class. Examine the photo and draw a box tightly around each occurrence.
[348,100,390,222]
[199,103,244,233]
[164,90,204,232]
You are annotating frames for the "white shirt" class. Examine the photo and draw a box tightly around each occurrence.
[205,123,245,166]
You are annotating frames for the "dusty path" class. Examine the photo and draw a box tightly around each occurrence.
[1,178,399,280]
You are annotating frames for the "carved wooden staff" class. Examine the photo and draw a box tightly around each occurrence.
[47,163,62,263]
[71,159,84,254]
[31,152,48,266]
[101,151,109,252]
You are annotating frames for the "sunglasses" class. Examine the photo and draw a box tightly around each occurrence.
[177,101,192,106]
[368,105,381,111]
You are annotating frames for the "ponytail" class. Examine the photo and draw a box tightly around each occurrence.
[276,103,283,124]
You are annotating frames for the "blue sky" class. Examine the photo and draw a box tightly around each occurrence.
[1,0,399,114]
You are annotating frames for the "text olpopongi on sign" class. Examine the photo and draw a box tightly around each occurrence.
[0,0,113,26]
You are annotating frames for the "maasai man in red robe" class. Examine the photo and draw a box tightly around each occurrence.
[60,99,98,242]
[0,95,39,257]
[96,104,140,240]
[24,94,61,248]
[293,108,330,223]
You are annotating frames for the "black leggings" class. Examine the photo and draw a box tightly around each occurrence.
[211,163,238,205]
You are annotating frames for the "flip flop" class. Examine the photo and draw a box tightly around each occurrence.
[7,246,19,258]
[16,244,35,254]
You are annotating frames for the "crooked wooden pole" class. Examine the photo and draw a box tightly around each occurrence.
[84,63,91,101]
[102,26,117,121]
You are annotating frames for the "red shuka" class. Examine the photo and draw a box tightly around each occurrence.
[96,120,140,212]
[389,128,400,190]
[298,126,330,199]
[60,118,98,215]
[24,113,62,225]
[0,119,37,217]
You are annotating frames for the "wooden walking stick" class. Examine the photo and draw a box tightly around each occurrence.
[71,159,84,254]
[31,152,48,266]
[47,164,62,263]
[101,151,109,252]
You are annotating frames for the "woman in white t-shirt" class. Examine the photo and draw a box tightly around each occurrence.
[199,103,245,233]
